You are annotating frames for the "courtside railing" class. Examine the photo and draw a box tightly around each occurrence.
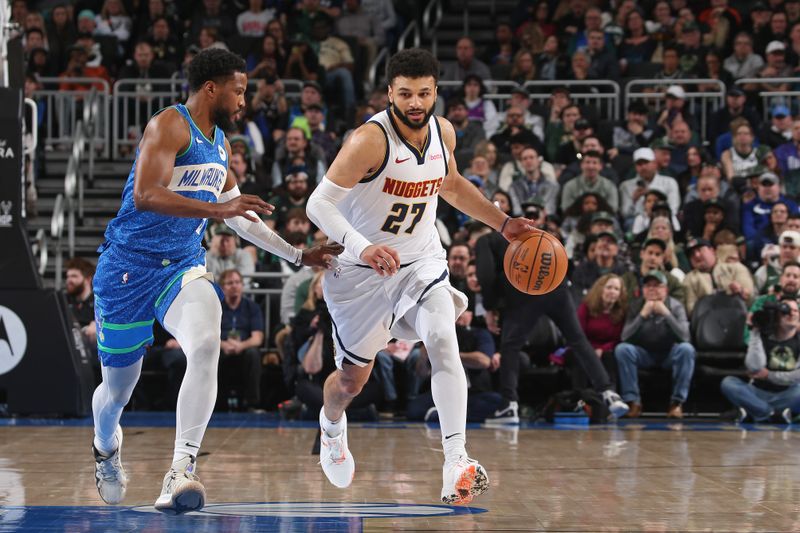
[735,78,800,120]
[625,79,725,143]
[33,77,111,158]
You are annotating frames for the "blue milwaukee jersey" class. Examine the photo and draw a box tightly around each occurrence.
[102,103,228,261]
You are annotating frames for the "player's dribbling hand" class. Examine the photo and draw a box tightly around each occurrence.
[501,217,537,242]
[361,244,401,276]
[302,243,345,269]
[217,194,274,222]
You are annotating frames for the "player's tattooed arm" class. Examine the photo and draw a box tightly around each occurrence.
[436,117,534,241]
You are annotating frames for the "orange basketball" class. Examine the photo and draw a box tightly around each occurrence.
[503,229,568,296]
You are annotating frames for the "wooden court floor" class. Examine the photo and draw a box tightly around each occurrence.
[1,414,800,532]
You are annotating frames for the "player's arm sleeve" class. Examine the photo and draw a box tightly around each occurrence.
[306,176,372,260]
[219,186,303,265]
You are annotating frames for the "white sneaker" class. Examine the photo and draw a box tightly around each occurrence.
[319,411,355,488]
[93,425,128,505]
[154,456,206,515]
[441,455,489,505]
[603,390,630,420]
[484,401,519,425]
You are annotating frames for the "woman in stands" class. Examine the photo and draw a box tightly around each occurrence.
[574,274,628,390]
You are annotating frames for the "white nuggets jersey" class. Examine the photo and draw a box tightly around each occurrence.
[337,109,450,265]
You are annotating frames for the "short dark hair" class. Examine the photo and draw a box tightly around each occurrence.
[581,150,603,161]
[387,48,439,85]
[219,269,243,285]
[26,28,44,38]
[187,48,246,92]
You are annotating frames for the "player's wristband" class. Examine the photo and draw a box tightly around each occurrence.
[499,216,511,234]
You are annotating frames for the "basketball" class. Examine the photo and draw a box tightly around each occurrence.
[503,229,568,296]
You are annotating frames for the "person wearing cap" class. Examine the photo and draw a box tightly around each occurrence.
[555,117,594,166]
[300,102,339,165]
[774,119,800,186]
[747,262,800,345]
[754,231,800,294]
[676,20,707,76]
[758,104,794,148]
[571,230,630,298]
[649,137,675,177]
[446,98,486,170]
[503,87,545,141]
[615,269,694,418]
[758,40,793,93]
[720,294,800,425]
[708,85,761,148]
[622,237,686,304]
[721,119,772,181]
[490,104,542,158]
[620,146,680,227]
[611,100,655,158]
[747,2,772,36]
[742,171,799,241]
[682,237,754,315]
[441,36,492,82]
[508,146,559,216]
[205,224,257,289]
[558,136,620,186]
[631,190,682,236]
[560,151,620,213]
[266,168,312,232]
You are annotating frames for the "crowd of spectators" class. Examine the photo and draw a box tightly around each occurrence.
[43,0,800,421]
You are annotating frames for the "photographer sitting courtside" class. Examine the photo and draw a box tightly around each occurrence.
[721,297,800,423]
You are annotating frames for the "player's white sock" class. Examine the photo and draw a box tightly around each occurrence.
[409,288,468,462]
[92,359,142,455]
[320,408,345,437]
[162,279,222,463]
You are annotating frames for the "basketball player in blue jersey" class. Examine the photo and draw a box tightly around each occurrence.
[90,49,341,515]
[307,48,534,504]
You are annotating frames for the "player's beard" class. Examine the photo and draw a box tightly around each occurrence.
[391,101,434,130]
[213,105,238,133]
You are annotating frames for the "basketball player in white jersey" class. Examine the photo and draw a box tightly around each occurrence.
[306,48,534,504]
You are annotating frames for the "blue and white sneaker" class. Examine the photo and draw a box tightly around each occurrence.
[93,425,128,505]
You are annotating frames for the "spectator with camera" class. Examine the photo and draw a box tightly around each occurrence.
[615,270,695,418]
[721,297,800,423]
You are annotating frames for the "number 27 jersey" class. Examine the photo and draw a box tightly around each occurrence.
[337,109,450,265]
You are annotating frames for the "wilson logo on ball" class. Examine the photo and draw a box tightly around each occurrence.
[503,230,567,296]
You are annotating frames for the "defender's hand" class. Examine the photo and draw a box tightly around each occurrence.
[501,217,537,242]
[361,244,400,276]
[302,243,344,269]
[216,194,273,222]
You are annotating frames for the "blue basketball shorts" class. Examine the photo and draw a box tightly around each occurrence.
[92,243,222,367]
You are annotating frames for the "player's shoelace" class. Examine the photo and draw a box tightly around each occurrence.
[321,434,347,465]
[96,455,123,483]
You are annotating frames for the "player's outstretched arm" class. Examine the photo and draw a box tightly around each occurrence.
[219,140,344,269]
[307,123,401,276]
[437,117,535,242]
[133,109,271,221]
